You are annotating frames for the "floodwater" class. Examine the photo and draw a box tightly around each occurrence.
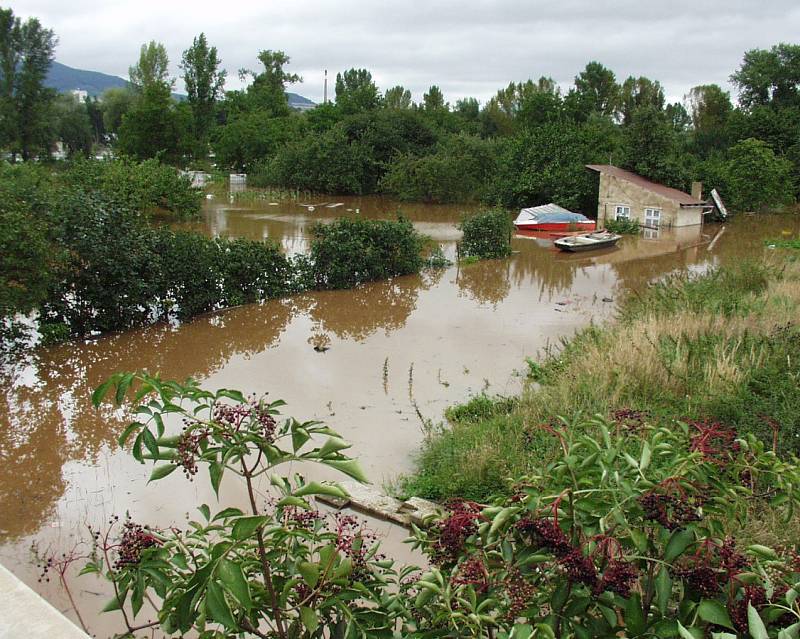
[1,192,797,635]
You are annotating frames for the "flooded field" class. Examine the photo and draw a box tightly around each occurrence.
[1,193,797,634]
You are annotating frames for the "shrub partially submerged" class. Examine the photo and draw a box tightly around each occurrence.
[309,216,425,289]
[603,216,640,234]
[62,157,202,219]
[459,209,513,260]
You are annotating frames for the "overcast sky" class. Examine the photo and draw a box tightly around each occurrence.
[9,0,800,105]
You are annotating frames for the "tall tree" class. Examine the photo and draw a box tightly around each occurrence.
[180,33,226,152]
[53,93,93,157]
[335,68,380,114]
[0,8,57,159]
[572,61,620,118]
[422,85,446,112]
[622,105,687,188]
[241,50,299,117]
[101,87,135,135]
[619,76,665,125]
[686,84,732,154]
[384,85,412,109]
[129,41,172,93]
[731,43,800,109]
[118,42,188,162]
[0,8,20,151]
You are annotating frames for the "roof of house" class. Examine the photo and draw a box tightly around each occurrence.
[586,164,706,206]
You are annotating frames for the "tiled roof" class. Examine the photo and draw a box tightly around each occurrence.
[586,164,706,206]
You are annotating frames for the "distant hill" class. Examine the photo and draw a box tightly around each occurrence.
[45,61,317,109]
[286,92,316,110]
[46,61,129,96]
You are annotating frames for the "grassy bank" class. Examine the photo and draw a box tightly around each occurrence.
[403,255,800,502]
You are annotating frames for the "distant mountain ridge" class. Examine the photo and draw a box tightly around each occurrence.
[45,60,316,109]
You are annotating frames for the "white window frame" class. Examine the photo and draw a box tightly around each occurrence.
[614,205,631,220]
[644,207,662,228]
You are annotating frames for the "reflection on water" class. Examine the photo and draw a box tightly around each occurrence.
[2,192,799,631]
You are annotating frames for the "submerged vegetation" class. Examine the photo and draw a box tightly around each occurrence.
[404,258,800,502]
[602,217,641,234]
[308,216,424,289]
[0,161,450,349]
[459,209,514,260]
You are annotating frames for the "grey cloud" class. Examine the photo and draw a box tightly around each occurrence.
[10,0,800,105]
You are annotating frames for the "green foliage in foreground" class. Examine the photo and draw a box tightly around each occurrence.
[77,373,800,638]
[459,209,514,260]
[404,260,800,503]
[309,216,425,289]
[603,217,641,234]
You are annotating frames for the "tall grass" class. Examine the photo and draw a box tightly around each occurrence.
[402,259,800,502]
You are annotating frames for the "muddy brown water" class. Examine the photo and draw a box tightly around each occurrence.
[1,193,797,635]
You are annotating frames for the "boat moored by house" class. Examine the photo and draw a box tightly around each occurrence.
[513,203,597,232]
[554,231,622,252]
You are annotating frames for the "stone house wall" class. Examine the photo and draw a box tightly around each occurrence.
[596,174,704,228]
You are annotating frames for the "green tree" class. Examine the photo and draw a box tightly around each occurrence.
[570,61,620,119]
[0,9,57,159]
[422,84,446,111]
[241,49,299,117]
[335,68,380,114]
[725,137,794,211]
[383,84,412,109]
[686,84,732,155]
[85,96,104,144]
[212,113,301,171]
[118,42,188,162]
[622,104,688,188]
[100,87,135,135]
[53,93,93,157]
[180,33,226,153]
[619,76,664,124]
[731,43,800,109]
[128,41,171,93]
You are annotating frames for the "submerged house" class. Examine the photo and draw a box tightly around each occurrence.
[586,164,712,228]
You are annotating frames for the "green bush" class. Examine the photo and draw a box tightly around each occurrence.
[379,134,497,203]
[63,157,201,219]
[81,374,800,639]
[458,209,513,259]
[603,216,640,234]
[309,216,424,289]
[39,191,293,336]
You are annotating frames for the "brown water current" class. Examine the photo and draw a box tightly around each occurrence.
[1,193,797,634]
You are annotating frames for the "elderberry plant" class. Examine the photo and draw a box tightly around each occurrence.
[404,416,800,638]
[85,372,405,638]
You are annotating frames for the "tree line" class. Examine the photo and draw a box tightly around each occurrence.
[1,6,799,212]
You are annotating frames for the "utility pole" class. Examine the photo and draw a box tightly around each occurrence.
[323,69,328,104]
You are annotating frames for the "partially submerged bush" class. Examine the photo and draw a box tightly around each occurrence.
[40,192,294,336]
[63,157,202,218]
[603,216,640,234]
[309,216,425,289]
[459,209,513,260]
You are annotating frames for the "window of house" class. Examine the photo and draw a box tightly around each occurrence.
[644,208,661,227]
[615,205,630,220]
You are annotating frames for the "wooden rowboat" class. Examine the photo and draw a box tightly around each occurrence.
[554,231,622,252]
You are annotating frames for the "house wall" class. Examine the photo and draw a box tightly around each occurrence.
[595,174,703,228]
